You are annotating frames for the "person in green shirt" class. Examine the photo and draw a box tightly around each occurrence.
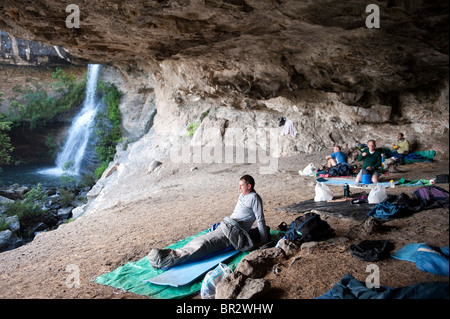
[355,139,382,183]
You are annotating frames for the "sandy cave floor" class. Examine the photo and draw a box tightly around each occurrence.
[0,152,448,300]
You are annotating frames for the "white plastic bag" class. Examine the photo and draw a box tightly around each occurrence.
[314,182,333,202]
[368,184,387,204]
[200,263,232,299]
[300,163,317,176]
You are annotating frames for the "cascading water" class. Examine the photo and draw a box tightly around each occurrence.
[41,64,101,176]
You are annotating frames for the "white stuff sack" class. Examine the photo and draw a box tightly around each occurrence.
[314,182,333,202]
[300,163,317,176]
[368,184,387,204]
[200,263,232,299]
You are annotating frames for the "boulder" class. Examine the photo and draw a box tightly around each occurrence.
[147,160,162,173]
[0,230,12,250]
[0,229,21,252]
[0,184,30,200]
[215,272,247,299]
[215,272,271,299]
[276,238,301,255]
[216,247,286,299]
[71,204,87,219]
[0,195,14,209]
[57,206,73,220]
[5,215,20,233]
[234,248,286,278]
[0,190,16,201]
[236,278,271,299]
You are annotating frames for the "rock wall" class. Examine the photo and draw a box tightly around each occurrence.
[1,30,72,66]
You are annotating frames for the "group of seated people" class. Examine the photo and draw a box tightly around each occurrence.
[325,133,410,184]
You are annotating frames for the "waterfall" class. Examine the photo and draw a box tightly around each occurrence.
[41,64,101,176]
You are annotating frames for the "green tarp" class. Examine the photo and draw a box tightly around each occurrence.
[94,229,282,299]
[396,177,434,187]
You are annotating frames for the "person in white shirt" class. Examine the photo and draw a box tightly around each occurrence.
[147,175,269,269]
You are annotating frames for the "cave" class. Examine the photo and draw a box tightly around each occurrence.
[0,0,448,302]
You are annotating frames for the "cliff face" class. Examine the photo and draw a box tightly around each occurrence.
[0,30,72,66]
[0,0,448,212]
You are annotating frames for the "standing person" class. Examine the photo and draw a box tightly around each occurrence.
[147,175,269,269]
[355,139,382,183]
[393,133,410,164]
[326,145,348,167]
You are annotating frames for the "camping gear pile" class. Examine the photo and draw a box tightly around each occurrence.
[278,183,449,299]
[94,144,448,299]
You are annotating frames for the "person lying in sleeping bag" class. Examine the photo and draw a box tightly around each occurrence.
[147,175,269,269]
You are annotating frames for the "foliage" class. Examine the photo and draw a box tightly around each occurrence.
[93,81,123,178]
[23,183,48,202]
[0,112,14,166]
[94,162,109,179]
[56,188,76,206]
[45,134,59,160]
[59,160,78,191]
[78,173,96,189]
[186,121,201,137]
[0,215,11,232]
[98,81,122,129]
[185,111,209,137]
[8,68,86,129]
[1,92,14,167]
[4,184,47,222]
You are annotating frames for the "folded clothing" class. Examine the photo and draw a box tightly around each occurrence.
[316,274,449,299]
[350,240,394,262]
[416,244,449,277]
[392,243,449,277]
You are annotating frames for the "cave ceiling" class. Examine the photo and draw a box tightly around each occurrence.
[0,0,448,99]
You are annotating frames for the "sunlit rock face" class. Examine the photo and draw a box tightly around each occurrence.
[1,0,448,157]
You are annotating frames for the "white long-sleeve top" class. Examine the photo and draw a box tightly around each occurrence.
[230,191,269,243]
[281,119,298,138]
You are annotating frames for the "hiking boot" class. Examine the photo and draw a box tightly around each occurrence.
[147,248,177,269]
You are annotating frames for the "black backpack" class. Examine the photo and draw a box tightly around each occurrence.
[285,212,335,243]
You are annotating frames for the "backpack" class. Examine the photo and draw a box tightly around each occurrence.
[412,186,449,209]
[285,212,335,243]
[328,163,353,177]
[436,174,449,184]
